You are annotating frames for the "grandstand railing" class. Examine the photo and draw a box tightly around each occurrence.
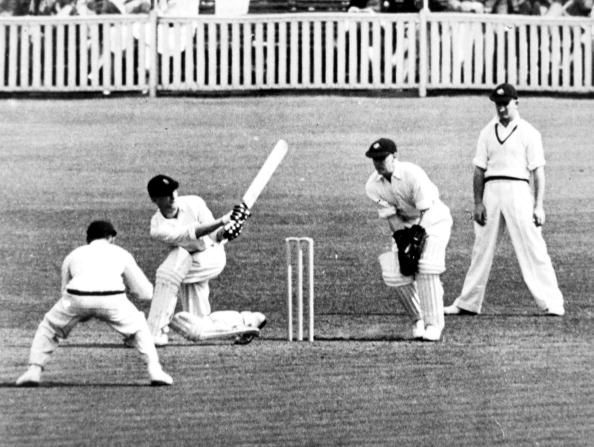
[0,12,592,95]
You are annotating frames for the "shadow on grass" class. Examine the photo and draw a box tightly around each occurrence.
[0,382,150,388]
[264,335,413,342]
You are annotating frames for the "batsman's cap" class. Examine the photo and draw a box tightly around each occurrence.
[365,138,397,159]
[86,220,117,243]
[147,174,179,198]
[489,83,518,102]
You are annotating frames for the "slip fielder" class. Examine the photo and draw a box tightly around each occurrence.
[445,83,565,316]
[16,221,172,386]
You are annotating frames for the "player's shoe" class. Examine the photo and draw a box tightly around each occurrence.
[422,325,442,342]
[16,365,42,387]
[444,304,477,315]
[153,327,170,347]
[545,306,565,316]
[411,320,425,339]
[235,312,267,345]
[233,327,261,345]
[148,363,173,386]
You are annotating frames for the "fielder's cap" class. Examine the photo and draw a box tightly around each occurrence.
[86,220,117,243]
[365,138,397,159]
[147,174,179,198]
[489,83,518,102]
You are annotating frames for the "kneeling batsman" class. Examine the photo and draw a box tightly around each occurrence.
[145,175,267,346]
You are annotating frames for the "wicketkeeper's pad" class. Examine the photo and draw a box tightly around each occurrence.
[169,311,259,342]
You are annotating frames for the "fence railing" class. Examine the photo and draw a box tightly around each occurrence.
[0,12,592,95]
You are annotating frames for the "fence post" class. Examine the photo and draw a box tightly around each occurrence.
[418,7,428,97]
[148,10,158,97]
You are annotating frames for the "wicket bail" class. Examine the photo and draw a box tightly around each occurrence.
[285,237,314,342]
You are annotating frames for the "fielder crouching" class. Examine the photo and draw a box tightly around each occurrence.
[365,138,453,342]
[145,175,266,346]
[16,220,173,387]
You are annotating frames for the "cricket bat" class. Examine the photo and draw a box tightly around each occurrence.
[241,139,288,209]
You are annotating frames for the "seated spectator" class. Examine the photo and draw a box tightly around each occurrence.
[446,0,485,12]
[485,0,545,14]
[558,0,592,15]
[1,0,29,14]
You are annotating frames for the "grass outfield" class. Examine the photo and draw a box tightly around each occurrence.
[0,95,592,446]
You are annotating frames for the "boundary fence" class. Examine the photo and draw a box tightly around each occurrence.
[0,11,592,96]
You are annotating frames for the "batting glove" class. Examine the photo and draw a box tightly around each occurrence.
[221,220,244,241]
[230,203,251,223]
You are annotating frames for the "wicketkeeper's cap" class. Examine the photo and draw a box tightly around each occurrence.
[147,174,179,198]
[365,138,397,159]
[489,83,518,102]
[86,220,117,243]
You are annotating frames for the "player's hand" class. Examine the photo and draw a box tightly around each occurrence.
[473,203,487,226]
[221,220,244,241]
[221,211,233,225]
[533,206,545,227]
[230,203,251,223]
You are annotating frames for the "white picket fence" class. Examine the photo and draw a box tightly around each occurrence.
[0,12,592,95]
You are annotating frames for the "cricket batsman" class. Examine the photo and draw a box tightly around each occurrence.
[365,138,453,341]
[145,174,266,346]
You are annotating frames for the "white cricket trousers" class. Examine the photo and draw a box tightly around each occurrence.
[27,292,159,368]
[453,180,564,313]
[180,244,226,316]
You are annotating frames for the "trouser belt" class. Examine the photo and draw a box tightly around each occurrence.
[66,289,125,296]
[485,176,529,183]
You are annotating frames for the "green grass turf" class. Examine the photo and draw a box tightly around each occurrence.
[0,95,592,446]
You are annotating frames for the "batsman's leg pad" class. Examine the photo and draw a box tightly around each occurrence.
[394,283,423,322]
[170,311,259,342]
[379,251,415,287]
[147,248,192,337]
[417,273,445,330]
[240,311,267,329]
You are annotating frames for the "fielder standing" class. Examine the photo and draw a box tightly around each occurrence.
[365,138,453,341]
[445,83,565,316]
[16,221,173,386]
[145,175,266,346]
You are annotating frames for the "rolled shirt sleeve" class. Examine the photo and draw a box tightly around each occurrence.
[150,196,217,252]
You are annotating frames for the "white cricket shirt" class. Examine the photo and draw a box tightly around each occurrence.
[365,159,440,221]
[473,115,546,180]
[62,239,153,299]
[150,195,217,253]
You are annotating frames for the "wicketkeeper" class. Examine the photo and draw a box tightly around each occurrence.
[145,174,266,346]
[365,138,453,341]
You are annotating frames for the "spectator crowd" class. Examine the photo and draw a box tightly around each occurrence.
[0,0,591,19]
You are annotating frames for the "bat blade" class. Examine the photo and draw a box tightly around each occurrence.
[242,140,288,209]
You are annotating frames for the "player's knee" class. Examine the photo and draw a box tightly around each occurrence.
[417,260,446,275]
[157,247,193,283]
[378,251,414,287]
[382,272,414,288]
[40,315,67,340]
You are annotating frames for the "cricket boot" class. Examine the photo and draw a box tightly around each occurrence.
[235,311,267,345]
[16,365,42,387]
[148,362,173,386]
